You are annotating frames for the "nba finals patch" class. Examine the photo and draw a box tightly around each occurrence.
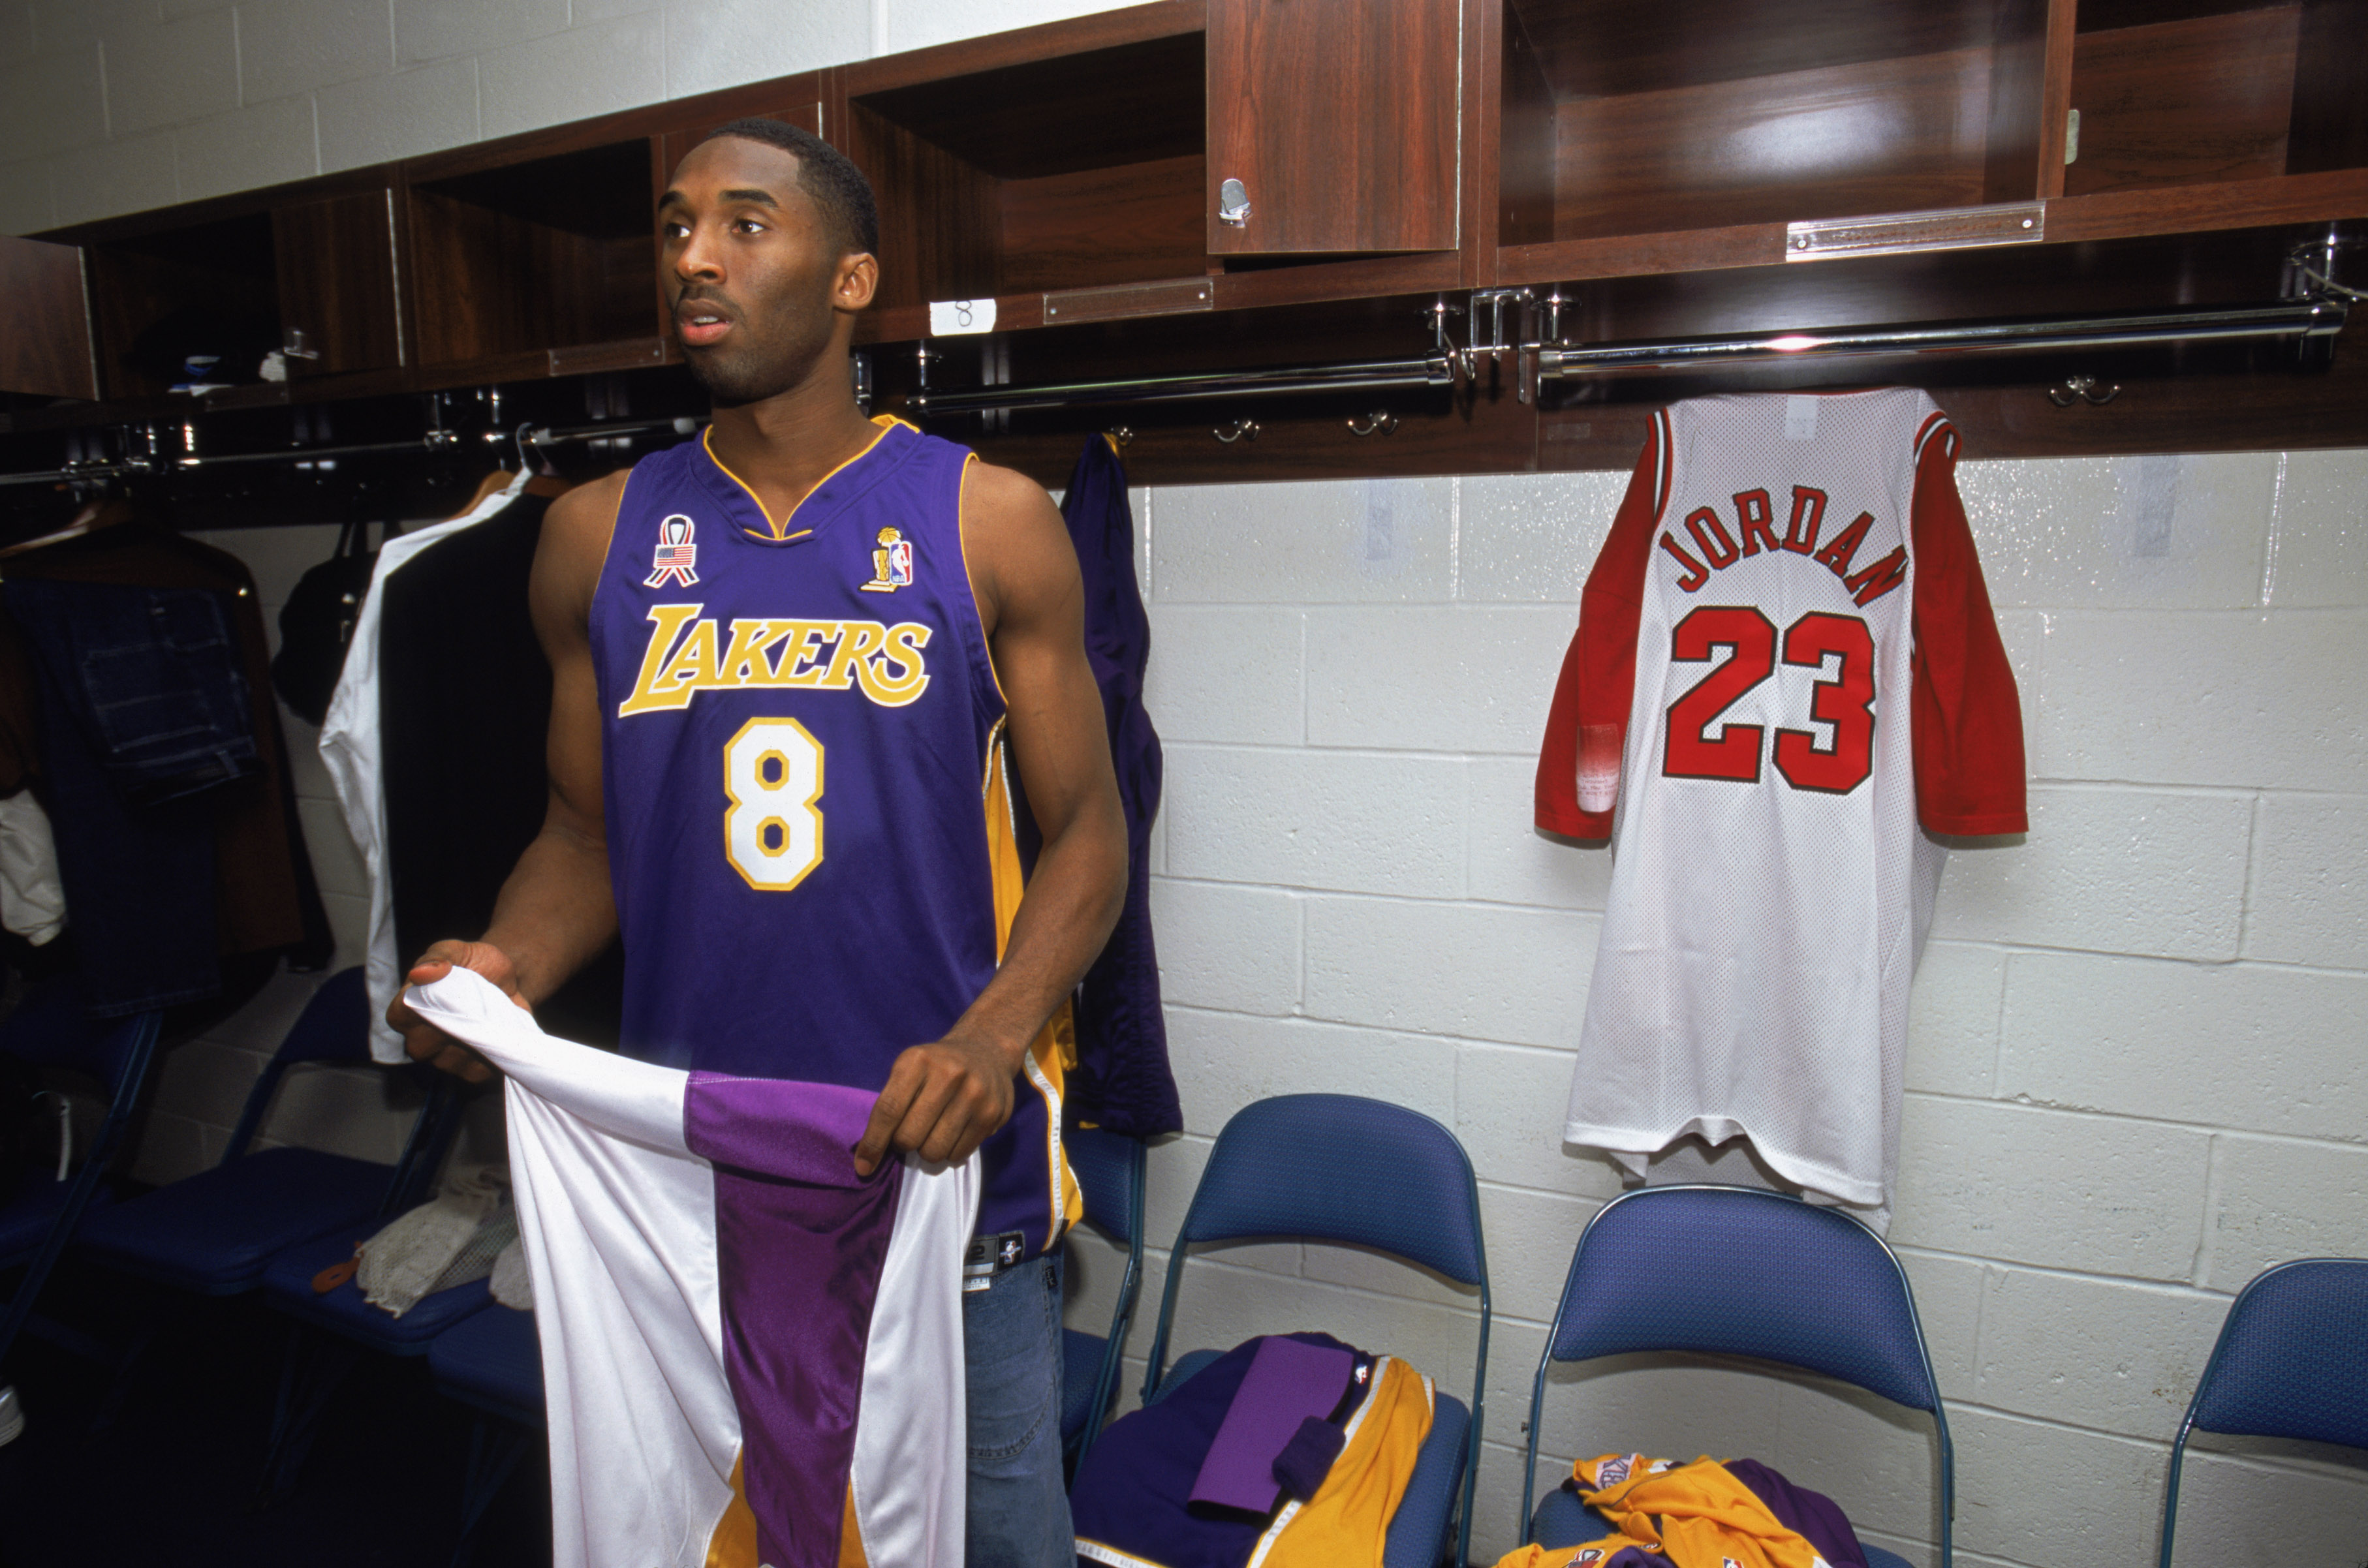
[647,515,700,587]
[861,526,914,592]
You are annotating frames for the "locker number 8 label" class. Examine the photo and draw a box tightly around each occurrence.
[724,718,823,890]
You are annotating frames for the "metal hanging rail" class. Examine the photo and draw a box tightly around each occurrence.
[1532,298,2346,378]
[0,416,703,489]
[0,293,2346,486]
[902,295,2343,420]
[907,355,1457,418]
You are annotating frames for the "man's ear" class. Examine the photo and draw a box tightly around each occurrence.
[835,251,879,313]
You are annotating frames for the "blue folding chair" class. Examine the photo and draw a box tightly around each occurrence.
[1139,1094,1489,1568]
[2158,1257,2368,1568]
[1521,1185,1952,1568]
[255,1222,499,1499]
[0,981,161,1370]
[78,968,455,1295]
[1063,1124,1148,1465]
[429,1302,544,1568]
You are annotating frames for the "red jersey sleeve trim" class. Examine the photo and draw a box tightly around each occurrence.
[1907,418,2029,835]
[1537,414,1666,838]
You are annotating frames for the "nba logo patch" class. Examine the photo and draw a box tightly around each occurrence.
[861,526,914,592]
[647,515,699,587]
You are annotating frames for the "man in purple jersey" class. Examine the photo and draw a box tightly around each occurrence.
[388,119,1127,1563]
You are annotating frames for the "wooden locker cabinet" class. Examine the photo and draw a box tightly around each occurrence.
[2,0,2361,489]
[1205,0,1463,255]
[39,172,407,403]
[273,191,403,378]
[0,235,96,403]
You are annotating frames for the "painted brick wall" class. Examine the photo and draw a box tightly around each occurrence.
[1058,454,2368,1568]
[15,4,2367,1567]
[0,0,1140,235]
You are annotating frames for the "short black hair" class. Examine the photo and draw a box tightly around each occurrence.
[702,117,879,258]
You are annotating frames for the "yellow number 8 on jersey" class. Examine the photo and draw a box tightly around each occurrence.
[723,718,823,891]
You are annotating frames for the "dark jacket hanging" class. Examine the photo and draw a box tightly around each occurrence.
[376,493,625,1047]
[1058,435,1180,1139]
[0,522,332,1014]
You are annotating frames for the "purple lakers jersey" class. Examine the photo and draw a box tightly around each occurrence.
[590,415,1081,1258]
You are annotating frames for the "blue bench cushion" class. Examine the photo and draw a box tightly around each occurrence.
[262,1229,491,1352]
[429,1302,543,1425]
[77,1147,394,1293]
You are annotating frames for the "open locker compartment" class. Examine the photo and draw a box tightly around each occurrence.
[407,137,662,370]
[2064,0,2368,194]
[844,28,1209,313]
[1498,0,2072,247]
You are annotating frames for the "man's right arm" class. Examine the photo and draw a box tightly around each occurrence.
[387,472,625,1081]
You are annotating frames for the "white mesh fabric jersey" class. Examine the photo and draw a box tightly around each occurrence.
[1535,389,2027,1222]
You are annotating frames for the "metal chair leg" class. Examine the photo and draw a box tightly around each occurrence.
[450,1417,533,1568]
[256,1327,357,1506]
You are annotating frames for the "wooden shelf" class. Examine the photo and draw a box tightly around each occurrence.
[406,138,661,371]
[1499,0,2072,249]
[843,18,1208,313]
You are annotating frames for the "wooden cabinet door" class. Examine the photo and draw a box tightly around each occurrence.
[273,190,403,375]
[1206,0,1461,255]
[0,234,96,400]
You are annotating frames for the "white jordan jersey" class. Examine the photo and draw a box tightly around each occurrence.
[407,968,975,1568]
[1535,390,2025,1217]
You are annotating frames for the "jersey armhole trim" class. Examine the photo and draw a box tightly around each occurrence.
[953,452,1010,709]
[1650,407,1674,523]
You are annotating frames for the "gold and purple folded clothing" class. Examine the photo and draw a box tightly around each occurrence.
[1491,1452,1871,1568]
[1073,1332,1435,1568]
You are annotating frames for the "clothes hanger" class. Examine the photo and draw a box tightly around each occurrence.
[445,466,518,521]
[0,493,137,561]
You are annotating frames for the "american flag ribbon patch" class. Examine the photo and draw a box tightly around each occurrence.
[646,515,700,587]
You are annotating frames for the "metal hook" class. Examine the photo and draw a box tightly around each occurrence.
[1346,411,1397,437]
[1107,426,1134,449]
[1213,419,1259,444]
[2047,375,2121,407]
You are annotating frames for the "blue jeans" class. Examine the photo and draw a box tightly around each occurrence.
[963,1250,1072,1566]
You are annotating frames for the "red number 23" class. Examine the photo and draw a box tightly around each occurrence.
[1662,606,1875,794]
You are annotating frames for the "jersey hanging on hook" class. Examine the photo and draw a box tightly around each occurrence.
[1536,389,2027,1226]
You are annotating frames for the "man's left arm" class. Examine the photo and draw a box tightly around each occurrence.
[852,461,1128,1176]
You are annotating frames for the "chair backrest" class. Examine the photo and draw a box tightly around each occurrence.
[1170,1093,1486,1285]
[0,979,154,1099]
[1527,1185,1951,1561]
[2187,1257,2368,1447]
[2159,1257,2368,1568]
[1546,1184,1941,1411]
[1068,1123,1145,1248]
[1145,1093,1491,1568]
[221,968,373,1162]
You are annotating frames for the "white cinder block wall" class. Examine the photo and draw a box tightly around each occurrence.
[17,5,2366,1567]
[1092,455,2368,1568]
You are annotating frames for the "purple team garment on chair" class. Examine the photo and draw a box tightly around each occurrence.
[1189,1336,1356,1513]
[1722,1458,1871,1568]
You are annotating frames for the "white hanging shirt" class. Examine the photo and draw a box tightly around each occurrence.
[407,966,974,1568]
[1535,390,2027,1220]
